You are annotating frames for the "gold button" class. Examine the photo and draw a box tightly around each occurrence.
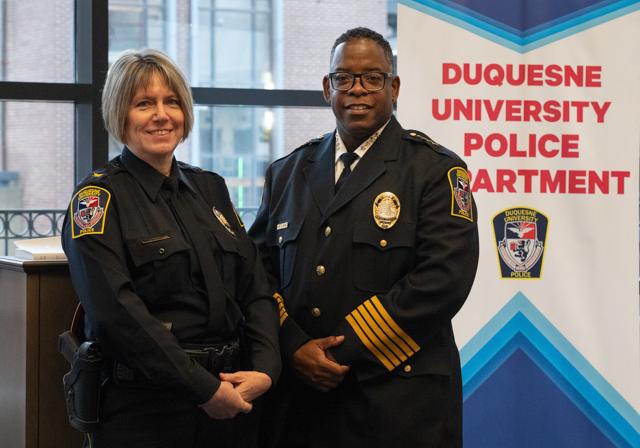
[403,364,412,373]
[278,235,283,244]
[379,239,388,248]
[311,307,321,317]
[316,265,326,276]
[158,248,165,255]
[324,226,332,237]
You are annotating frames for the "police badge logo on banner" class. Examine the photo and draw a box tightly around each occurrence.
[492,207,548,279]
[71,186,111,239]
[447,167,473,222]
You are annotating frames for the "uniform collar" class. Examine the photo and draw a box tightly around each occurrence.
[335,119,390,163]
[121,147,196,201]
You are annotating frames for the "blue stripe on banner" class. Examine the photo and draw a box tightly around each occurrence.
[466,333,628,447]
[517,0,629,35]
[518,334,633,447]
[464,343,621,447]
[460,292,640,447]
[431,0,621,34]
[461,322,518,398]
[523,2,640,46]
[399,0,640,53]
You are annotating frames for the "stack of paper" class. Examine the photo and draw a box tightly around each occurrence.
[13,236,67,261]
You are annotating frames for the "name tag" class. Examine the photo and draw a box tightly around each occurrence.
[276,222,289,230]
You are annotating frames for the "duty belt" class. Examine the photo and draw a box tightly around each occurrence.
[111,338,241,386]
[181,340,241,374]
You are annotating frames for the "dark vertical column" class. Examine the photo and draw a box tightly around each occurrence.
[75,0,109,183]
[0,0,7,171]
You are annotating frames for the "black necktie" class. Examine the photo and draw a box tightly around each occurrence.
[335,152,359,193]
[161,178,227,330]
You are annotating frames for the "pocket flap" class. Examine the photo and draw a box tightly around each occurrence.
[211,229,240,254]
[267,219,304,247]
[127,235,189,267]
[353,221,415,251]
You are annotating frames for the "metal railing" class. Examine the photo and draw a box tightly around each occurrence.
[0,209,66,256]
[0,207,260,256]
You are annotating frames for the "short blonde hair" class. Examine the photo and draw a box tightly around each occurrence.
[102,48,194,144]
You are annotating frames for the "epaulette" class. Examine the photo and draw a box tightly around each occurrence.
[403,130,440,147]
[403,130,461,161]
[82,160,123,183]
[296,135,325,150]
[272,134,327,165]
[285,135,325,157]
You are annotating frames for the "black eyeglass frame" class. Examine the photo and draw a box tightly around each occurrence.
[327,71,395,92]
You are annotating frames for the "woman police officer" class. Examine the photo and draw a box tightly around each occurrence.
[62,49,280,447]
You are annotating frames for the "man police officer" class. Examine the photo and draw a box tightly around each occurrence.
[250,27,479,447]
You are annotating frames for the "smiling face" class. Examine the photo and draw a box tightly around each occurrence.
[124,72,185,175]
[323,38,400,150]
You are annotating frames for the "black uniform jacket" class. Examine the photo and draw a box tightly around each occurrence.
[62,148,280,405]
[250,116,479,446]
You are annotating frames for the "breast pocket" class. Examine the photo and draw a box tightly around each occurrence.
[352,221,416,292]
[126,235,191,302]
[209,228,242,285]
[267,220,303,289]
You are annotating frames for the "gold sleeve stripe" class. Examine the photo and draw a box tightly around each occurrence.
[273,292,288,326]
[357,304,408,362]
[351,309,402,367]
[346,315,395,371]
[345,295,423,371]
[363,300,414,358]
[371,296,420,352]
[371,296,420,353]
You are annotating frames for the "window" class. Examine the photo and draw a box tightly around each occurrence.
[109,0,168,58]
[0,0,397,254]
[0,0,74,83]
[194,0,272,88]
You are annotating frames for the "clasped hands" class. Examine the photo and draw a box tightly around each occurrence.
[199,335,348,418]
[199,370,271,419]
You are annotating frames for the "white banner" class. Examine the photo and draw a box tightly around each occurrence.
[398,1,640,446]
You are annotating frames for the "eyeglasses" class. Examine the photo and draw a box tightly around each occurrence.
[327,71,393,92]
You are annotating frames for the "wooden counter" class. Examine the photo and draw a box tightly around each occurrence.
[0,257,83,448]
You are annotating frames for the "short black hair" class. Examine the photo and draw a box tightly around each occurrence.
[330,27,394,72]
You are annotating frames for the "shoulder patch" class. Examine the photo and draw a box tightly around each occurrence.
[447,167,473,222]
[70,186,111,238]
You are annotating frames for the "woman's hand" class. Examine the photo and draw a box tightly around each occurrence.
[218,371,272,402]
[199,381,252,419]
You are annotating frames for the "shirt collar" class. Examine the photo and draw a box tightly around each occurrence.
[335,119,390,164]
[120,147,196,201]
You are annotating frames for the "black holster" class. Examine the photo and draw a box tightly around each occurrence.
[58,304,103,434]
